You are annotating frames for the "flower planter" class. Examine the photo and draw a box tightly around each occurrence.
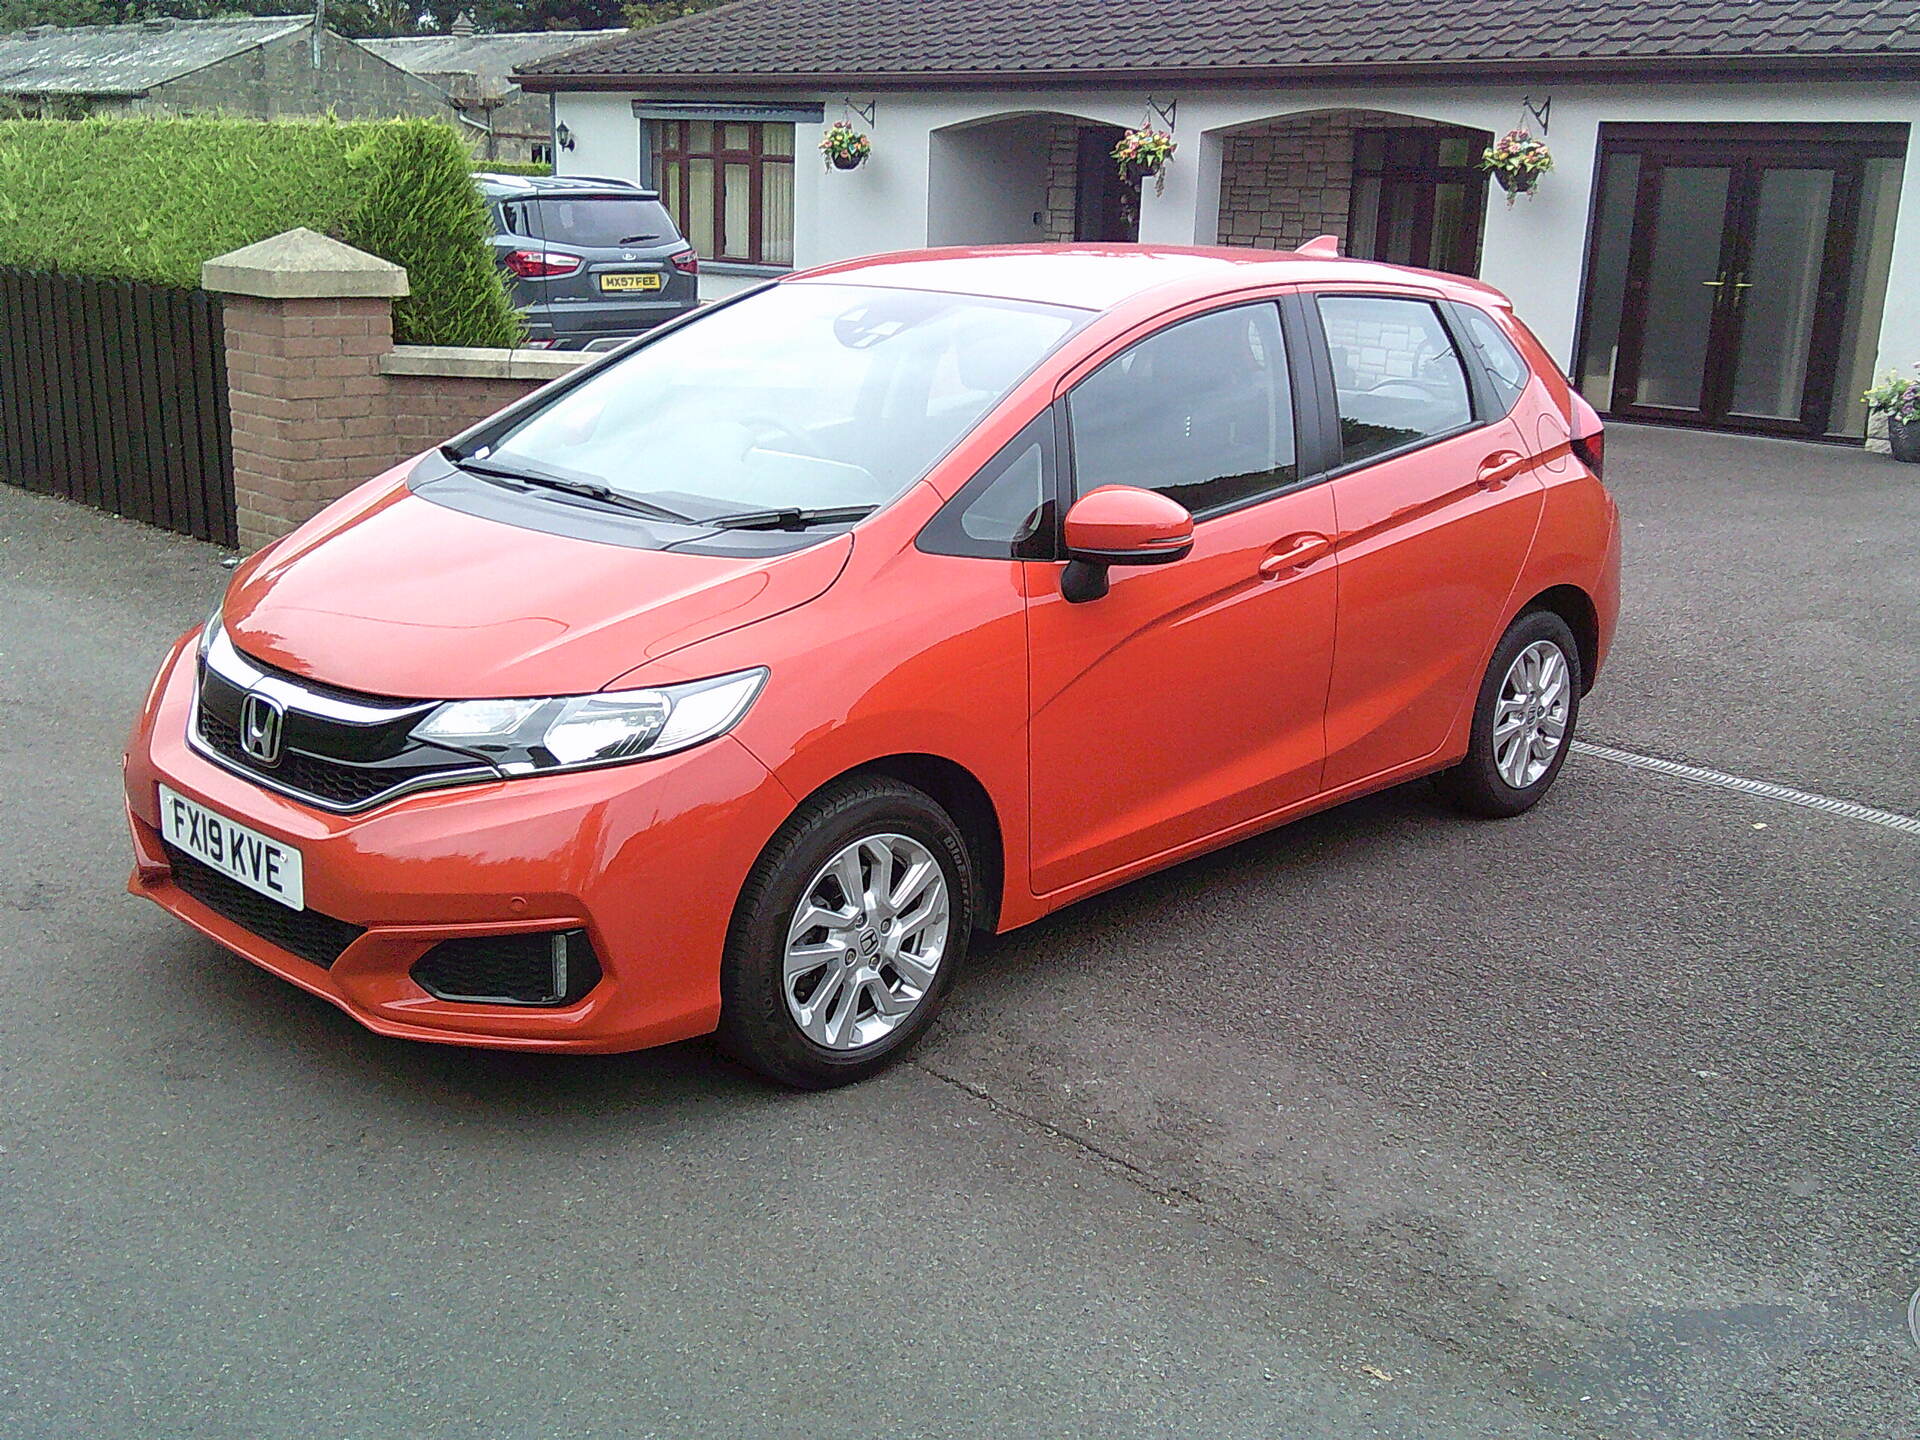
[819,120,871,172]
[1889,417,1920,463]
[1494,169,1540,199]
[1483,130,1551,206]
[1112,127,1175,196]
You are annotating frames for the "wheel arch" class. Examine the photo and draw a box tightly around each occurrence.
[790,753,1007,934]
[1518,584,1600,694]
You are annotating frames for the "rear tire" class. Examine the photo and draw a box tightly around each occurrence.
[718,776,973,1089]
[1435,609,1582,819]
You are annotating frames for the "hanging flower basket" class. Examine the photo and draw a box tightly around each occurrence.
[820,120,871,171]
[1112,126,1176,195]
[1482,128,1553,205]
[1494,168,1540,198]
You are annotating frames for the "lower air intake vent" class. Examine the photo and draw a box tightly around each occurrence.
[164,844,364,968]
[411,929,601,1007]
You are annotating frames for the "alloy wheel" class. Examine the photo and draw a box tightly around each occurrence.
[1493,639,1571,789]
[782,833,950,1051]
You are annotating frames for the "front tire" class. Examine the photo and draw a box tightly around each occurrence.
[1435,610,1582,818]
[718,777,973,1088]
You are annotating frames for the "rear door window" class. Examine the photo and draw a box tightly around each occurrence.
[508,197,680,249]
[1316,295,1474,465]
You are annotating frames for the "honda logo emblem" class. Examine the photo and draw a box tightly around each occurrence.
[239,691,286,766]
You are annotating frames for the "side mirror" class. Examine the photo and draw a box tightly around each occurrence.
[1060,486,1194,603]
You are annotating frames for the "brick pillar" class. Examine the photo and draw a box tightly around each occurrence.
[202,228,409,552]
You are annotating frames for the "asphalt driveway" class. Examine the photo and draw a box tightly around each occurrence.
[0,424,1914,1439]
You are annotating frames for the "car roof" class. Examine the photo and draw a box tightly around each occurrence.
[789,244,1508,314]
[476,173,662,202]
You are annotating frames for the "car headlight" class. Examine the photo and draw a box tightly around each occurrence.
[412,668,768,774]
[198,605,224,660]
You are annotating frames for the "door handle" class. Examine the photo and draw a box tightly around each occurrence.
[1476,451,1527,490]
[1258,533,1331,578]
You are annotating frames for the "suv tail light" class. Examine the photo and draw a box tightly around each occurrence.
[1569,392,1606,479]
[669,248,699,276]
[503,248,583,279]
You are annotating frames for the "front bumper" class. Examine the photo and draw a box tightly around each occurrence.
[124,635,796,1053]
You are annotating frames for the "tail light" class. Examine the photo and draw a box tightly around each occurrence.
[1569,392,1605,479]
[669,248,699,276]
[503,248,582,279]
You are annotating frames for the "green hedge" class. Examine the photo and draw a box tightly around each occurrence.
[475,160,553,176]
[0,115,521,347]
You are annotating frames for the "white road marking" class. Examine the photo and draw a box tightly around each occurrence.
[1571,741,1920,837]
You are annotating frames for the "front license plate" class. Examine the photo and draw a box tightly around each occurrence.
[598,271,663,293]
[158,784,304,911]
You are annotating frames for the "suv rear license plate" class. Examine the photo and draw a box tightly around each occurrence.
[159,784,304,911]
[599,272,663,293]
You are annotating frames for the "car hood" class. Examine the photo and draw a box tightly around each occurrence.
[222,473,852,699]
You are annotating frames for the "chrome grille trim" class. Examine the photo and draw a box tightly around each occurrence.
[190,634,502,814]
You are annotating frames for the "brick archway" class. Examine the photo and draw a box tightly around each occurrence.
[1215,110,1492,276]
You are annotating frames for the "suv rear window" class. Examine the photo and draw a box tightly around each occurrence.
[502,197,679,249]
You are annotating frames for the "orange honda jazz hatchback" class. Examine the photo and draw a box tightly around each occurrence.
[126,243,1619,1087]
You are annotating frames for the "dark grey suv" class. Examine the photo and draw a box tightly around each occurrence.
[478,173,700,350]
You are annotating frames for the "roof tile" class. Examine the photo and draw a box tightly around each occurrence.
[521,0,1920,81]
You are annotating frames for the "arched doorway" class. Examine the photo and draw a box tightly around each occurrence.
[1215,110,1493,275]
[928,112,1138,248]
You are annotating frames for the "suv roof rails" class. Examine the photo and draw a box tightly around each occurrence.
[476,172,660,199]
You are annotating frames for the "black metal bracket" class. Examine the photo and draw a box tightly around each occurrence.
[1146,96,1177,132]
[844,97,876,128]
[1522,94,1551,136]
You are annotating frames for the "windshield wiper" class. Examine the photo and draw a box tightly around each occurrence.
[617,233,662,244]
[445,451,693,523]
[705,505,877,531]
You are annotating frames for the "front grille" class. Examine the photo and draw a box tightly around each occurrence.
[193,642,495,812]
[412,930,601,1007]
[195,709,459,808]
[164,843,364,969]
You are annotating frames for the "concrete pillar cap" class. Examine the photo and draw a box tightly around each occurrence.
[201,228,409,300]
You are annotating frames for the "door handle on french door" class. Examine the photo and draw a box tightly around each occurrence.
[1476,451,1527,490]
[1258,533,1332,578]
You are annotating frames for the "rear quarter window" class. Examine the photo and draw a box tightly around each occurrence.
[1456,306,1532,413]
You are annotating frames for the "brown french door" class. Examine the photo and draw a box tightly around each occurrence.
[1579,126,1907,438]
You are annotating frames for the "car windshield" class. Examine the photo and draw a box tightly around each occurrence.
[475,282,1085,519]
[504,196,679,247]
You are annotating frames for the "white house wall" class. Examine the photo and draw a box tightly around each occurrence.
[555,78,1920,380]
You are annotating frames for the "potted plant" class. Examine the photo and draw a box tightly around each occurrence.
[819,120,871,171]
[1481,128,1553,204]
[1864,367,1920,462]
[1112,126,1176,194]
